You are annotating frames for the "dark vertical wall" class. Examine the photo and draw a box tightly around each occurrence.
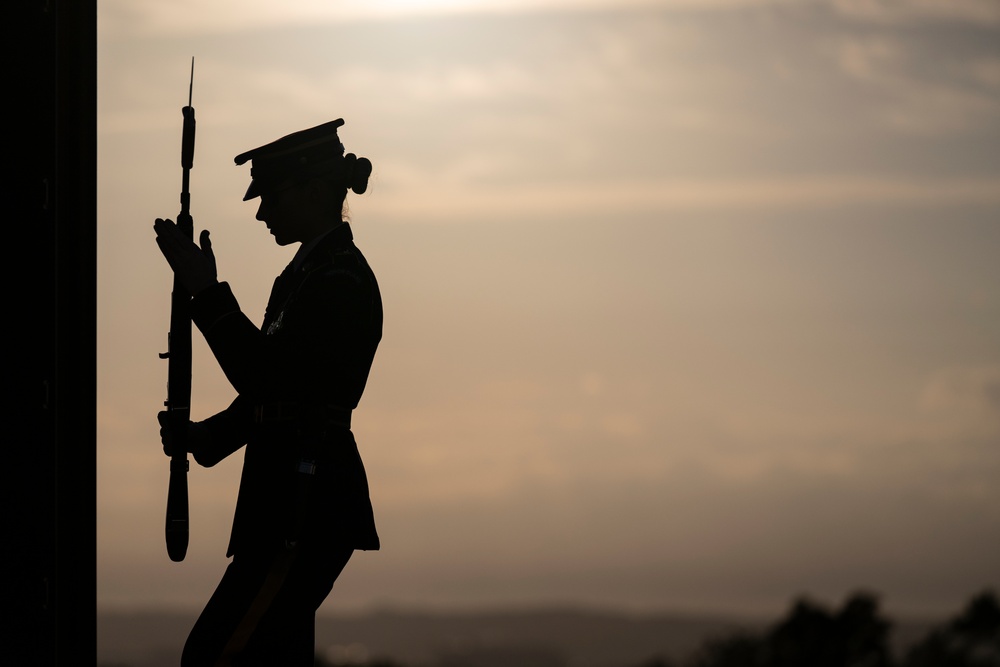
[7,1,97,664]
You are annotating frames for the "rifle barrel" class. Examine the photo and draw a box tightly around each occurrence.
[163,59,196,563]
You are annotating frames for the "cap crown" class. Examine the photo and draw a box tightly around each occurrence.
[235,119,346,200]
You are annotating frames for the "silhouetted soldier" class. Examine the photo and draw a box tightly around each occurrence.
[154,118,381,666]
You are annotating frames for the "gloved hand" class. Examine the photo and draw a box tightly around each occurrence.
[153,220,218,297]
[157,411,212,458]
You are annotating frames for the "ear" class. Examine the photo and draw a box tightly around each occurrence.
[310,177,342,203]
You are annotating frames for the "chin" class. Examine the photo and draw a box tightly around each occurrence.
[269,231,295,246]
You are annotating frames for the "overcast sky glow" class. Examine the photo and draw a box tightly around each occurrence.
[98,0,1000,619]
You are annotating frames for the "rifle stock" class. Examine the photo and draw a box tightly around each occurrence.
[162,59,196,562]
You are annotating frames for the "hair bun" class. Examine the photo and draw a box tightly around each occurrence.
[343,153,372,195]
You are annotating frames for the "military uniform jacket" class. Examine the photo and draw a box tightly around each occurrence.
[188,222,381,556]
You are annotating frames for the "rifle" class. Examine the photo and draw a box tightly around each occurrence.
[159,58,196,562]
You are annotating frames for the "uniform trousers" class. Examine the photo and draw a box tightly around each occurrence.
[181,542,354,666]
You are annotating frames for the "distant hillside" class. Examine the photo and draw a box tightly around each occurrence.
[313,607,766,667]
[98,607,936,667]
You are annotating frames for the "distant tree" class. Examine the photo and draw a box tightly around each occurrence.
[688,592,892,667]
[834,592,894,667]
[763,592,891,667]
[903,590,1000,667]
[766,597,839,667]
[689,632,765,667]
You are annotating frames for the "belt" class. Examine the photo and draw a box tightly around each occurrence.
[252,402,352,429]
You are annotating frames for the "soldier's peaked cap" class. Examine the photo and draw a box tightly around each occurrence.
[234,119,346,201]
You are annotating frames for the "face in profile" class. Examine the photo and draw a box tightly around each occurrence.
[254,173,349,246]
[255,183,310,246]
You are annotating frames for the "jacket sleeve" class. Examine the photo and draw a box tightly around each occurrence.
[188,281,275,401]
[188,265,377,407]
[190,395,254,467]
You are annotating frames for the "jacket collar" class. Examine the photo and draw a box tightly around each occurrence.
[291,221,353,272]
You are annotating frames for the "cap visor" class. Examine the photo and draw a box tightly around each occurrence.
[243,180,261,201]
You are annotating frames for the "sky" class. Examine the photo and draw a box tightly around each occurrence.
[97,0,1000,620]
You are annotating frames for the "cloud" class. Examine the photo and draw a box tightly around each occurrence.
[921,365,1000,417]
[832,0,1000,25]
[359,173,1000,224]
[98,0,1000,41]
[97,0,1000,45]
[98,0,809,38]
[830,33,1000,134]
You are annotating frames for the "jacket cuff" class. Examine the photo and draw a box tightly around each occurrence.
[190,281,241,335]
